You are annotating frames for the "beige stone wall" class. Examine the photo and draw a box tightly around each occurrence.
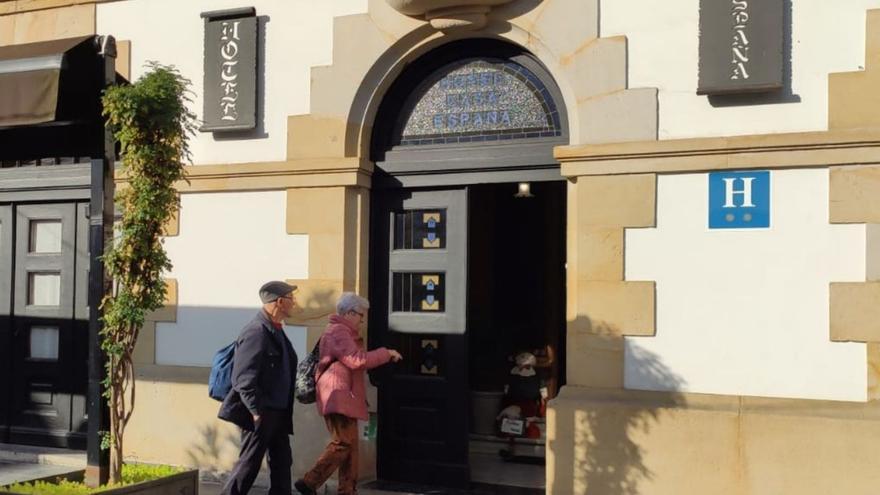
[829,9,880,130]
[126,366,240,474]
[551,8,880,494]
[548,387,880,495]
[565,173,656,390]
[0,0,112,14]
[557,127,880,492]
[127,366,371,483]
[0,2,95,45]
[825,9,880,400]
[829,166,880,399]
[132,279,176,366]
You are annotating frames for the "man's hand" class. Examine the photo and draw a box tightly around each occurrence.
[388,349,403,362]
[252,414,261,426]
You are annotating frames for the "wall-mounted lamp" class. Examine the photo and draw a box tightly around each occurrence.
[514,182,534,198]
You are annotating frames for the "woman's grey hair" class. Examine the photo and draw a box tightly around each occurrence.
[337,292,370,316]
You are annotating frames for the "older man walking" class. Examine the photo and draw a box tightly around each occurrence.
[219,281,299,495]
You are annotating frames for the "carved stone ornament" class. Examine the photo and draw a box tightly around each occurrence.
[386,0,514,32]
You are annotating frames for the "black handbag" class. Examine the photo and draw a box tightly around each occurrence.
[294,340,321,404]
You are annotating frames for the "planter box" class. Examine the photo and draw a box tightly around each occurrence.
[0,468,199,495]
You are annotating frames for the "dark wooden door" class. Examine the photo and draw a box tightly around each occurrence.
[372,188,470,488]
[7,203,88,448]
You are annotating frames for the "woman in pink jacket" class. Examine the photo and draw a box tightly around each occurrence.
[295,293,402,495]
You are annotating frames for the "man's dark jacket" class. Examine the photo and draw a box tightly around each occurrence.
[218,311,298,433]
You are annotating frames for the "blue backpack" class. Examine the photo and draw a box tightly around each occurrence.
[208,342,236,402]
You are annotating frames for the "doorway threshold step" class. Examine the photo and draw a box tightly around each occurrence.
[0,443,85,468]
[469,433,544,446]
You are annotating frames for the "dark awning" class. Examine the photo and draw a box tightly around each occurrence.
[0,35,109,162]
[0,36,96,127]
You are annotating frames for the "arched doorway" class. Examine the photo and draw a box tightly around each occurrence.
[368,38,567,492]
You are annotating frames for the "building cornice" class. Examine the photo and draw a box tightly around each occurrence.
[118,158,373,192]
[557,128,880,177]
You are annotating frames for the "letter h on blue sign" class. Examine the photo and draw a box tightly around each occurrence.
[708,171,770,229]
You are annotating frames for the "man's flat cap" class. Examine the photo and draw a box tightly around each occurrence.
[259,281,297,303]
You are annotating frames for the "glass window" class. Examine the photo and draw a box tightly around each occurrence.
[28,272,61,306]
[394,209,447,250]
[29,326,59,361]
[392,272,445,312]
[29,220,63,253]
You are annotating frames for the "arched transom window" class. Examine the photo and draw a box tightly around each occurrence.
[396,58,563,146]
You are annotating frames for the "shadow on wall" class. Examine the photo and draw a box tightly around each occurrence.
[154,298,341,368]
[185,423,241,480]
[288,286,341,327]
[553,316,686,495]
[145,282,342,374]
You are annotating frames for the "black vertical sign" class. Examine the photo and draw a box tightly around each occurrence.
[201,7,257,132]
[698,0,783,95]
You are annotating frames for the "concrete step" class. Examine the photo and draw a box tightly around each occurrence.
[0,443,85,468]
[0,461,82,487]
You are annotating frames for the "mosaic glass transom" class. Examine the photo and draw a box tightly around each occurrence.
[398,59,562,146]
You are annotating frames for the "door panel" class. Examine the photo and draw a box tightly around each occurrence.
[386,190,467,335]
[373,189,470,488]
[8,203,87,448]
[14,204,76,319]
[10,319,79,447]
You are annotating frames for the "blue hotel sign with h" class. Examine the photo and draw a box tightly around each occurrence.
[709,171,770,229]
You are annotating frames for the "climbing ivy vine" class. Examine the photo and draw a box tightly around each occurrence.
[100,63,196,483]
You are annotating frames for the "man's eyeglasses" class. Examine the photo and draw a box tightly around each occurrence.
[351,310,365,318]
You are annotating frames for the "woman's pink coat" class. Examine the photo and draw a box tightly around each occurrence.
[315,315,391,420]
